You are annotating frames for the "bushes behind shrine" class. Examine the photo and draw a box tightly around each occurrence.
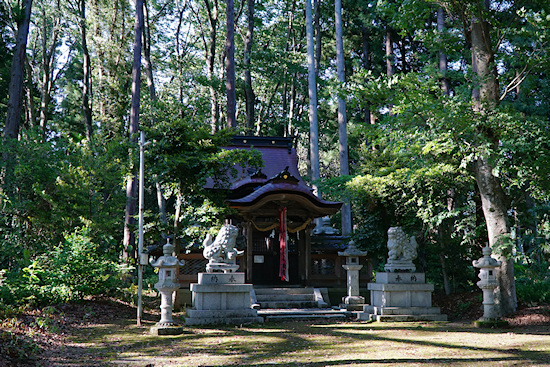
[0,228,126,310]
[515,261,550,306]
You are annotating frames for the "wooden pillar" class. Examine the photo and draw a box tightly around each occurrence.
[298,229,306,284]
[246,221,253,283]
[304,222,315,286]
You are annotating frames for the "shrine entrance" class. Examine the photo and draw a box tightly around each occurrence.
[202,136,343,286]
[250,230,300,285]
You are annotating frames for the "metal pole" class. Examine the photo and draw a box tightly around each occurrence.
[137,131,147,326]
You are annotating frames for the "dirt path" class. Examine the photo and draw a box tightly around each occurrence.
[2,297,549,367]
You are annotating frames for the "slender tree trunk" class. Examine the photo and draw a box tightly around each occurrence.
[143,0,157,102]
[385,28,394,115]
[436,6,452,295]
[173,186,183,254]
[91,0,106,117]
[334,0,351,236]
[361,26,371,125]
[244,0,255,133]
[286,1,296,136]
[4,0,33,140]
[123,0,145,261]
[314,0,321,76]
[38,16,59,132]
[142,0,168,226]
[24,69,37,128]
[385,28,394,77]
[439,189,455,295]
[80,0,93,141]
[202,0,219,133]
[437,8,450,96]
[225,0,236,129]
[470,14,516,315]
[305,0,320,196]
[2,0,33,194]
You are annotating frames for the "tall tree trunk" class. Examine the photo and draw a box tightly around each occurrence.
[2,0,33,194]
[80,0,93,141]
[285,1,296,136]
[305,0,320,196]
[470,13,516,315]
[361,26,372,125]
[437,7,452,295]
[38,24,58,131]
[244,0,255,133]
[123,0,145,261]
[143,0,157,102]
[334,0,351,236]
[438,189,455,295]
[38,0,60,133]
[201,0,219,133]
[314,0,321,76]
[399,38,407,73]
[437,8,450,96]
[142,0,168,226]
[225,0,236,129]
[91,0,106,117]
[24,60,37,128]
[385,28,394,115]
[4,0,33,140]
[385,28,394,77]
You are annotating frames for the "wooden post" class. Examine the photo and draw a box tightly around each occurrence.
[246,221,253,283]
[304,222,315,285]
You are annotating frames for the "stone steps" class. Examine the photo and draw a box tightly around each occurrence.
[258,308,353,321]
[253,287,328,310]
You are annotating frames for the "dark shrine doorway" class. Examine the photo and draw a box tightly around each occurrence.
[250,229,301,285]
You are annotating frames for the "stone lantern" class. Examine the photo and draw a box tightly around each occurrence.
[338,240,367,309]
[150,239,185,335]
[473,245,502,321]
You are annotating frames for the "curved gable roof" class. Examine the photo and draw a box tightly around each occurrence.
[209,136,342,221]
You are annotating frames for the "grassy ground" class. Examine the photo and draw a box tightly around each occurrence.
[9,299,547,367]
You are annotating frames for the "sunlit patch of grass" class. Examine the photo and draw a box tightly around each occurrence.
[60,317,550,367]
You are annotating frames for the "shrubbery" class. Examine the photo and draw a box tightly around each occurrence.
[0,228,125,309]
[515,261,550,305]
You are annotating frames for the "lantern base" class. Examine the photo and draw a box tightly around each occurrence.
[185,272,263,326]
[357,271,447,322]
[150,323,184,336]
[473,319,509,328]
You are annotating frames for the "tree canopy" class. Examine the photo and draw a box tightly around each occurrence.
[1,0,549,313]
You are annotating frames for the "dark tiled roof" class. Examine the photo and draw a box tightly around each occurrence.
[207,136,342,220]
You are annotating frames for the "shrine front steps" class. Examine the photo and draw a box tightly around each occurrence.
[253,287,329,309]
[258,308,353,321]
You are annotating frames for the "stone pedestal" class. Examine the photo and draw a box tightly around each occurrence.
[473,246,501,321]
[338,240,367,311]
[358,272,447,322]
[340,264,365,310]
[185,273,263,325]
[150,240,184,335]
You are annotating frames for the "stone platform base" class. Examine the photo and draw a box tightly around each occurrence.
[185,272,262,326]
[340,303,366,311]
[358,306,447,322]
[185,309,263,325]
[356,272,447,322]
[150,324,184,335]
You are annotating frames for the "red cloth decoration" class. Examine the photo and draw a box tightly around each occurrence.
[279,207,289,282]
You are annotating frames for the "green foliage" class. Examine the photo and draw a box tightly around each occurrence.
[0,228,124,307]
[0,329,39,364]
[515,261,550,305]
[0,129,126,274]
